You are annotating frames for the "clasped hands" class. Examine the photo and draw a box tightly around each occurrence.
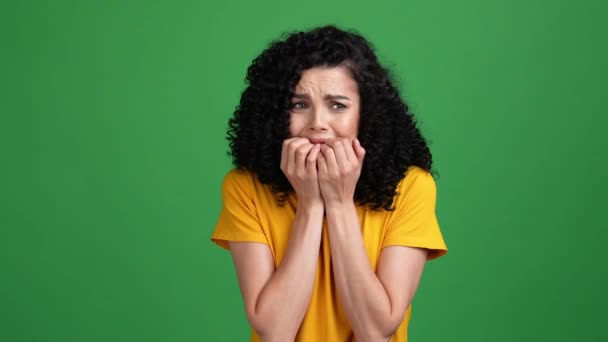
[280,137,366,207]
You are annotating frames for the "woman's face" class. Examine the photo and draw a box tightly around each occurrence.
[288,66,360,144]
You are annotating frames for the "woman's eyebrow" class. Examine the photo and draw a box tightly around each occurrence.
[293,93,351,101]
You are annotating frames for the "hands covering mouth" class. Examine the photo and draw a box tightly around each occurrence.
[280,137,366,207]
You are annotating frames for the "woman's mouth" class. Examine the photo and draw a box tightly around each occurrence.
[308,138,328,144]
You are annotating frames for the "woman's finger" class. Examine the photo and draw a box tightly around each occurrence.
[353,138,366,162]
[295,143,314,171]
[306,144,321,172]
[317,152,328,176]
[286,138,310,173]
[320,144,339,176]
[281,137,299,171]
[327,139,349,169]
[342,138,357,163]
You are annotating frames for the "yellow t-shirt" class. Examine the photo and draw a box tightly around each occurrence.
[211,165,447,341]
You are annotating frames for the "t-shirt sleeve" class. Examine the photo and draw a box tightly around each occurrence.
[210,169,268,251]
[382,167,448,260]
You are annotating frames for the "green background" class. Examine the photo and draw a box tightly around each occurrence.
[2,0,606,341]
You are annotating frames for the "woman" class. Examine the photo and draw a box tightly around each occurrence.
[211,25,447,342]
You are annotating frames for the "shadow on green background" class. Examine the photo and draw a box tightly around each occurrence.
[1,1,606,341]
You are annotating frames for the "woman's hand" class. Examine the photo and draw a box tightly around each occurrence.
[317,138,366,206]
[280,137,323,207]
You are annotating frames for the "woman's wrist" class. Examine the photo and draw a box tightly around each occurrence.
[297,198,325,215]
[324,199,356,213]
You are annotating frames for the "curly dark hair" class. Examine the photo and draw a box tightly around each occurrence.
[227,24,437,210]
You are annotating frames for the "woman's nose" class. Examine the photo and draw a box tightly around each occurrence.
[309,111,328,131]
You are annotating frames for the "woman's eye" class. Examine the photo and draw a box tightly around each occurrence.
[291,102,307,110]
[331,103,347,110]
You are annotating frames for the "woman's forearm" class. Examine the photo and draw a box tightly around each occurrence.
[325,202,397,341]
[253,202,324,342]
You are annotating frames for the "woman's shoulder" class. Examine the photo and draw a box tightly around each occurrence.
[223,167,254,180]
[394,165,437,201]
[220,167,258,192]
[221,167,273,195]
[402,165,434,183]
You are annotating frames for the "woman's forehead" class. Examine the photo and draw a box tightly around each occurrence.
[295,66,358,96]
